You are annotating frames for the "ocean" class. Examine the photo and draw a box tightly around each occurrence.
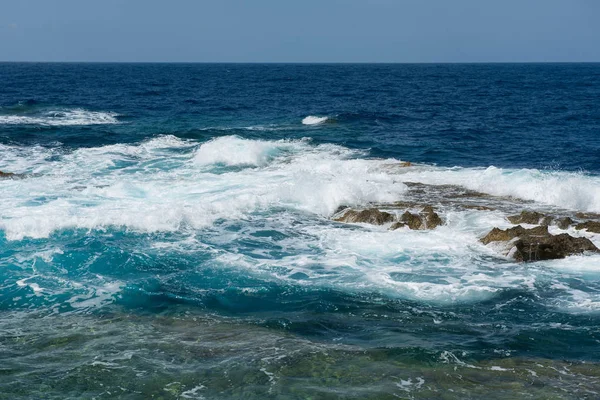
[1,63,600,399]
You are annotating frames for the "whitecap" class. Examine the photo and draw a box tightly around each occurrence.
[0,108,119,126]
[302,115,328,125]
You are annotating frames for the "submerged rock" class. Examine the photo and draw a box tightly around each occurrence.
[333,208,394,225]
[481,225,598,262]
[575,221,600,234]
[507,211,552,226]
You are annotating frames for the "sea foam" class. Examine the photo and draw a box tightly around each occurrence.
[0,108,119,126]
[302,116,329,125]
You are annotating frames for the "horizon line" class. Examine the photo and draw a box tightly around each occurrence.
[1,60,600,65]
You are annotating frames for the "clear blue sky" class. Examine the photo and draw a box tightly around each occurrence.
[1,0,599,62]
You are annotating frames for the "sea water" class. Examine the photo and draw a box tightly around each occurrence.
[1,63,600,399]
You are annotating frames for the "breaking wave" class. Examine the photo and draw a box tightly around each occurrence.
[0,108,119,126]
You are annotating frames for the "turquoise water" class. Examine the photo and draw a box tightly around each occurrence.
[1,63,600,399]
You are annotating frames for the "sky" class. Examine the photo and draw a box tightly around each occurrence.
[1,0,599,63]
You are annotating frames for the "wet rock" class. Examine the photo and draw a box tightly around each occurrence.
[507,211,552,225]
[333,205,350,215]
[575,212,600,220]
[333,208,394,225]
[389,221,406,230]
[399,211,423,230]
[0,171,15,178]
[462,204,496,211]
[554,217,574,230]
[421,206,443,229]
[398,161,412,167]
[575,221,600,234]
[481,225,598,262]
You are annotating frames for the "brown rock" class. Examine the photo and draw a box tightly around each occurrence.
[398,161,412,167]
[481,225,598,262]
[421,206,443,229]
[0,171,15,178]
[507,211,552,225]
[399,211,423,230]
[555,217,573,230]
[575,221,600,234]
[333,208,395,225]
[389,221,407,231]
[575,212,600,220]
[462,204,496,211]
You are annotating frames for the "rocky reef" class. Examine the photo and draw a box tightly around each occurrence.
[481,225,598,261]
[330,182,600,263]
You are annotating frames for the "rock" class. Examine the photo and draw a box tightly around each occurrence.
[462,204,496,211]
[575,221,600,234]
[0,171,15,178]
[389,221,406,230]
[507,211,552,225]
[398,161,412,167]
[333,208,394,225]
[554,217,573,230]
[575,212,600,220]
[333,205,350,215]
[399,211,423,230]
[421,206,443,229]
[481,225,598,262]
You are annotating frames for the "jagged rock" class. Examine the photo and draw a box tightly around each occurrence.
[507,211,552,225]
[0,171,15,178]
[481,225,598,262]
[421,206,443,229]
[555,217,573,230]
[333,208,394,225]
[399,211,423,230]
[575,221,600,234]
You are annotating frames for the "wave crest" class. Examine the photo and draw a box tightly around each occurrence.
[302,116,329,125]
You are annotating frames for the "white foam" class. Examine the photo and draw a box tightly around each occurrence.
[0,135,406,240]
[392,165,600,213]
[193,136,296,167]
[302,116,328,125]
[0,109,119,126]
[3,135,600,308]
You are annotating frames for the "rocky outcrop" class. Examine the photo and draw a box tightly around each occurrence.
[389,206,443,230]
[481,225,598,262]
[575,221,600,234]
[507,211,552,226]
[333,208,394,225]
[555,217,574,230]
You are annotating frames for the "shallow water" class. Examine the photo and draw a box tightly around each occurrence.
[1,63,600,399]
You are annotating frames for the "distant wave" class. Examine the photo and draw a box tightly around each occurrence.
[302,116,329,125]
[0,108,119,126]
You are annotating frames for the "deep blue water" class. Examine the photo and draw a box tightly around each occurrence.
[1,63,600,399]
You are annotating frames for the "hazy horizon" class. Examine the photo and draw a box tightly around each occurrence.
[1,0,599,63]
